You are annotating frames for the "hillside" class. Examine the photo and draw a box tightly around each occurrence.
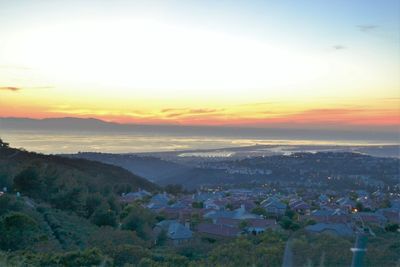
[0,142,158,193]
[65,152,190,183]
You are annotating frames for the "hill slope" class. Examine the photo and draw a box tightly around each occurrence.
[0,143,158,193]
[66,152,190,183]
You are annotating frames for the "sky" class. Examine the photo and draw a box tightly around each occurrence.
[0,0,399,131]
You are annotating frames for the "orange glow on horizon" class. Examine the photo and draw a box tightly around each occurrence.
[1,95,398,130]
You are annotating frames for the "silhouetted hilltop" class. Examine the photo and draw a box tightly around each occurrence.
[65,152,190,183]
[0,140,158,193]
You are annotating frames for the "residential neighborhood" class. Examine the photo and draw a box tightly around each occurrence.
[119,185,400,244]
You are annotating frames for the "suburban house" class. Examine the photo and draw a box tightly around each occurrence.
[305,223,354,237]
[352,212,387,227]
[147,193,170,210]
[309,209,350,223]
[197,223,241,238]
[261,198,287,216]
[376,208,400,223]
[214,217,278,234]
[154,220,193,245]
[120,190,151,203]
[204,205,259,222]
[336,197,356,211]
[245,219,279,234]
[289,199,311,215]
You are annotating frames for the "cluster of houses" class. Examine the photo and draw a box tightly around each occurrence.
[120,187,400,244]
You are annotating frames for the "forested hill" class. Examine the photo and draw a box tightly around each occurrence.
[0,139,164,265]
[0,140,158,194]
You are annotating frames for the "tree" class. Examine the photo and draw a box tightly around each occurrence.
[0,139,9,148]
[90,204,117,227]
[385,223,399,232]
[58,248,111,266]
[85,193,103,218]
[251,206,267,217]
[284,209,297,220]
[380,198,391,209]
[355,202,364,212]
[239,220,249,230]
[279,216,300,231]
[208,238,258,266]
[107,195,121,214]
[13,167,42,198]
[111,245,150,266]
[165,184,184,195]
[0,212,40,250]
[279,216,292,230]
[0,195,23,216]
[225,203,234,211]
[190,213,202,228]
[192,201,204,209]
[156,229,168,246]
[121,204,155,240]
[52,187,86,215]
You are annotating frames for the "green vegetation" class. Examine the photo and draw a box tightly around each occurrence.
[0,142,399,266]
[191,201,204,209]
[291,230,400,267]
[251,206,268,217]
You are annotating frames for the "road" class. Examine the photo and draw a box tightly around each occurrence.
[282,238,293,267]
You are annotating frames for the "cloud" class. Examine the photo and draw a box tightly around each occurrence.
[0,86,21,91]
[188,108,221,114]
[357,24,379,32]
[161,108,223,118]
[0,86,53,92]
[332,45,346,50]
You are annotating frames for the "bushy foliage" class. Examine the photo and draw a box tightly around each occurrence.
[292,233,353,267]
[206,232,286,267]
[0,212,40,251]
[121,204,156,240]
[0,145,398,266]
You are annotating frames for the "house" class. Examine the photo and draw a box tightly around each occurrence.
[289,200,311,215]
[309,209,350,223]
[214,217,277,234]
[192,191,222,202]
[391,200,400,209]
[246,219,278,234]
[318,194,330,205]
[197,223,241,238]
[261,199,287,216]
[154,220,192,245]
[230,200,257,212]
[233,205,260,220]
[160,207,204,222]
[120,190,151,203]
[376,208,400,223]
[204,205,259,222]
[151,193,170,203]
[147,193,170,210]
[214,217,241,227]
[336,197,356,211]
[372,190,385,201]
[353,212,387,226]
[305,223,354,237]
[356,190,369,199]
[170,201,188,209]
[204,198,227,210]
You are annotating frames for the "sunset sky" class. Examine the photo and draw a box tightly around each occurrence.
[0,0,399,130]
